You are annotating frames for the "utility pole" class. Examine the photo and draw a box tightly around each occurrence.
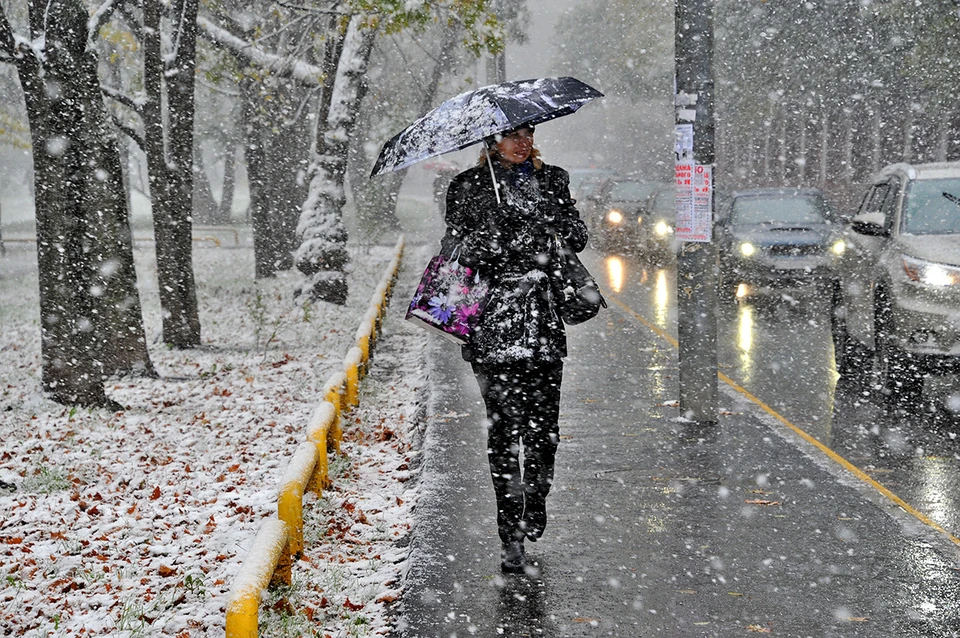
[674,0,718,424]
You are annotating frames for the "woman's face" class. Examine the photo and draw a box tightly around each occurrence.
[496,128,534,165]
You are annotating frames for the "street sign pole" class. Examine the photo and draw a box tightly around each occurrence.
[675,0,718,424]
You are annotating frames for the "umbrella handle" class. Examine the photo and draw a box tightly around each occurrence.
[485,152,502,205]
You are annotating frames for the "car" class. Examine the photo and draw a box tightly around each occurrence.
[585,177,670,254]
[716,187,844,301]
[830,162,960,408]
[636,185,679,264]
[568,167,615,198]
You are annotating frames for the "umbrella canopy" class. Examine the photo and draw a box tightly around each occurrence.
[370,76,603,177]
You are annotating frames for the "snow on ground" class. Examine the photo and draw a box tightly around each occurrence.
[0,234,428,637]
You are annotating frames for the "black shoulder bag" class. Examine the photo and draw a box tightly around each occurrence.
[551,234,607,325]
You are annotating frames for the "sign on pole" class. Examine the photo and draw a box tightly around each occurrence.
[675,123,712,243]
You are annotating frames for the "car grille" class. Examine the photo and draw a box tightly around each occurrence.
[767,244,823,257]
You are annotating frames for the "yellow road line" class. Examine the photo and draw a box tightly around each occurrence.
[605,288,960,548]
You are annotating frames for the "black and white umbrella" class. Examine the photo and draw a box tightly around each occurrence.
[370,76,603,179]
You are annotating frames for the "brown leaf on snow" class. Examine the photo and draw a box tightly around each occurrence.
[343,598,364,611]
[745,499,781,506]
[271,598,295,615]
[158,565,178,578]
[747,625,772,633]
[376,594,398,604]
[150,486,161,500]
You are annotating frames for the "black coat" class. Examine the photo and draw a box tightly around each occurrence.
[442,160,588,364]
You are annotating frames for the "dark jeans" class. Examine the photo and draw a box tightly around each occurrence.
[472,359,564,542]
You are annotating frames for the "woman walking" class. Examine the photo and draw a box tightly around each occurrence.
[440,125,588,573]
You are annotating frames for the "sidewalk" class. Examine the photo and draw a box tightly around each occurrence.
[398,275,960,637]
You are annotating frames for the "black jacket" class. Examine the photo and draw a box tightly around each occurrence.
[442,160,588,364]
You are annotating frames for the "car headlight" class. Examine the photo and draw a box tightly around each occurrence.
[654,220,672,236]
[830,239,845,256]
[902,255,960,286]
[739,242,756,257]
[607,209,623,224]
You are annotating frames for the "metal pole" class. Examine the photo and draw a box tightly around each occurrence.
[675,0,718,424]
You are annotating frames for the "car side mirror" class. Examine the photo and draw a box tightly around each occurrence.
[850,211,888,237]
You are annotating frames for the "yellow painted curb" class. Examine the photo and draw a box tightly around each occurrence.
[277,442,320,556]
[225,519,291,637]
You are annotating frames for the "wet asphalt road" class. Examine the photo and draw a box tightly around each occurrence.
[399,247,960,637]
[590,251,960,545]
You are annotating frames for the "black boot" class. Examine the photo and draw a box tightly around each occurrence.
[500,539,525,573]
[521,495,546,542]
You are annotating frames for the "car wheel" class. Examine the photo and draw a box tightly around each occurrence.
[830,282,865,377]
[874,288,924,410]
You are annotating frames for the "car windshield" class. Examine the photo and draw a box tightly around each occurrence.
[607,181,659,202]
[730,195,826,225]
[651,190,675,217]
[902,178,960,235]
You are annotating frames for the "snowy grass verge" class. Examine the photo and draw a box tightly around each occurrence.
[0,236,423,637]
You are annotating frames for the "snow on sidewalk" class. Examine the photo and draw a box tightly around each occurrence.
[0,238,426,637]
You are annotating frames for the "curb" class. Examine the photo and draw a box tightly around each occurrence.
[225,235,405,637]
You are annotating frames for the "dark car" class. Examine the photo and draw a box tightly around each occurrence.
[586,178,670,254]
[716,188,844,300]
[831,162,960,408]
[636,185,679,264]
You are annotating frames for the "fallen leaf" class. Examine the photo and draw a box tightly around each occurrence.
[376,594,398,604]
[343,598,364,611]
[745,499,781,506]
[746,625,772,633]
[572,617,598,623]
[150,486,161,500]
[158,565,178,578]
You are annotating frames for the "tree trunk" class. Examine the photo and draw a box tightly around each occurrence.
[295,15,377,304]
[192,145,220,225]
[2,0,153,406]
[353,19,462,238]
[143,0,202,347]
[218,143,237,223]
[239,76,277,279]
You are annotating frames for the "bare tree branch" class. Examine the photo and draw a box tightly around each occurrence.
[88,0,124,43]
[197,16,325,86]
[101,84,144,114]
[275,1,348,16]
[110,113,145,152]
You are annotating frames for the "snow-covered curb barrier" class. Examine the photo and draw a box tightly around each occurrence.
[225,235,404,637]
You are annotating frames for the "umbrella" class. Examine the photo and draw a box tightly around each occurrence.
[370,76,603,178]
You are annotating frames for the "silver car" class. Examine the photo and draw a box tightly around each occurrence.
[831,162,960,408]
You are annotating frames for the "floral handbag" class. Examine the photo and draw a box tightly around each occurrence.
[406,248,490,345]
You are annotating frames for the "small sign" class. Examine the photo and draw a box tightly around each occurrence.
[689,164,713,243]
[674,124,694,238]
[674,124,713,243]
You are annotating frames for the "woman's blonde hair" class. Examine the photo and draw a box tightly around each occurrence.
[477,140,543,169]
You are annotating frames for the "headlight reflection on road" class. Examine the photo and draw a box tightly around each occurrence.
[738,304,754,383]
[606,256,624,293]
[655,269,669,326]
